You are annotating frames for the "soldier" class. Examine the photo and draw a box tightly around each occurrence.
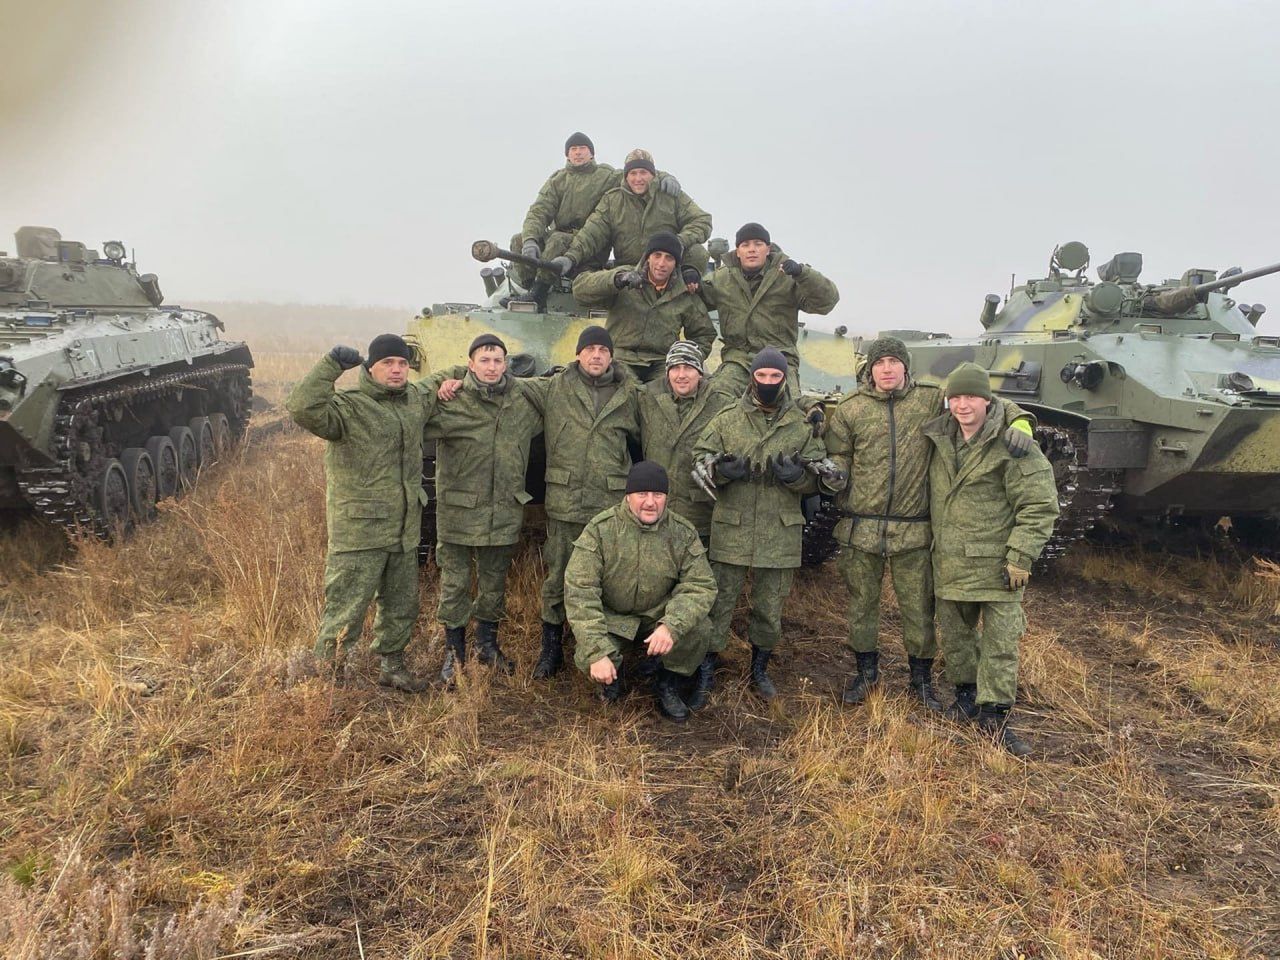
[285,335,430,692]
[422,333,545,683]
[554,148,712,281]
[693,347,843,698]
[564,460,716,722]
[823,338,1038,710]
[924,362,1060,756]
[702,222,840,398]
[571,231,717,382]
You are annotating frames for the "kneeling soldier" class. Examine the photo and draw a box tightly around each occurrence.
[924,363,1060,756]
[564,461,715,722]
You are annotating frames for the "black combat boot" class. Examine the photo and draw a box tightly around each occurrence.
[514,280,551,312]
[945,683,978,723]
[378,653,428,693]
[840,650,881,705]
[474,620,514,675]
[654,668,691,723]
[750,644,777,699]
[533,621,564,679]
[907,656,943,712]
[685,653,717,711]
[600,661,625,704]
[440,626,466,684]
[977,704,1032,757]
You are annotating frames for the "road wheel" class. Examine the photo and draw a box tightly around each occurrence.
[189,416,215,468]
[208,412,232,459]
[169,426,198,495]
[120,447,157,522]
[96,458,131,538]
[146,435,179,500]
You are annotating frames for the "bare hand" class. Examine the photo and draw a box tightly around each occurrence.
[589,656,617,684]
[437,378,463,401]
[645,624,674,657]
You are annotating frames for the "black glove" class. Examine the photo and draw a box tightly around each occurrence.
[659,174,681,196]
[716,455,751,483]
[329,345,363,370]
[805,406,825,437]
[781,259,804,277]
[682,267,701,287]
[550,256,574,277]
[771,451,806,484]
[614,269,644,289]
[521,239,541,260]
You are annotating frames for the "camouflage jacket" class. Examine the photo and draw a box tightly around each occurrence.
[693,392,826,568]
[700,247,839,371]
[638,377,735,537]
[419,370,545,547]
[521,160,620,244]
[565,501,716,669]
[572,263,717,368]
[924,398,1060,601]
[566,183,712,270]
[285,356,428,554]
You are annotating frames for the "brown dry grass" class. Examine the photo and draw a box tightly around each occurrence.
[2,327,1279,957]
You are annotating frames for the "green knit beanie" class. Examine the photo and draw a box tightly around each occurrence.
[863,336,911,374]
[944,362,993,400]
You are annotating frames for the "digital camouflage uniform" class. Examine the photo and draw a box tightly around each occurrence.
[694,392,826,652]
[285,356,430,659]
[572,263,717,383]
[564,501,715,677]
[513,159,619,287]
[924,398,1060,706]
[565,183,712,276]
[701,246,839,397]
[638,377,734,539]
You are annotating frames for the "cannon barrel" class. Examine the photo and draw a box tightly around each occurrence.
[1153,260,1280,314]
[471,239,563,273]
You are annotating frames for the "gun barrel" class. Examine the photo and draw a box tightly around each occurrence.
[1153,260,1280,313]
[1193,261,1280,294]
[471,239,561,273]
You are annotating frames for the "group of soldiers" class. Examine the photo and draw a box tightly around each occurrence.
[285,133,1061,756]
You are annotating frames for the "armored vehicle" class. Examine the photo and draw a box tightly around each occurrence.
[0,227,253,537]
[890,242,1280,558]
[405,240,859,563]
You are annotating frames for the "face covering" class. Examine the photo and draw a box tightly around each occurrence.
[753,380,783,406]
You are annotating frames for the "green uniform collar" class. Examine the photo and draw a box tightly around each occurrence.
[567,159,599,174]
[465,370,511,397]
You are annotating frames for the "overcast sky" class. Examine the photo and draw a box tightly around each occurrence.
[3,0,1278,335]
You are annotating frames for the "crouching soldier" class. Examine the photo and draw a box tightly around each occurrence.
[924,363,1060,756]
[285,335,431,692]
[564,461,715,722]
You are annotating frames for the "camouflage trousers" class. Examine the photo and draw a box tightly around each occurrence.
[936,598,1026,706]
[574,622,710,679]
[540,518,587,625]
[708,562,796,653]
[616,356,667,385]
[315,547,420,659]
[836,547,936,658]
[435,540,518,628]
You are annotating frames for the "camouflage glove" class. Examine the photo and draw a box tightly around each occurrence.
[550,256,574,277]
[658,174,681,196]
[521,239,541,260]
[716,455,751,483]
[329,345,363,370]
[771,451,807,485]
[1003,419,1036,459]
[805,405,825,437]
[1002,562,1031,590]
[681,267,701,287]
[780,259,804,278]
[614,269,644,289]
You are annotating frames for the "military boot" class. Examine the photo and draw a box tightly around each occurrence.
[840,651,880,705]
[513,280,551,312]
[907,656,943,712]
[654,668,691,723]
[945,683,979,723]
[474,620,514,675]
[533,621,564,679]
[977,704,1032,758]
[378,654,428,693]
[600,661,625,704]
[440,626,466,684]
[749,644,777,699]
[685,653,717,711]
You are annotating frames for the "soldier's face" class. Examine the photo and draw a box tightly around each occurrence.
[468,345,508,384]
[578,344,612,377]
[949,395,990,433]
[871,356,907,392]
[626,169,654,194]
[667,363,702,397]
[626,490,667,524]
[647,251,676,286]
[567,145,593,166]
[737,239,769,271]
[369,356,409,389]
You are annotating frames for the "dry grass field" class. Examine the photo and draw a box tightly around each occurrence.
[2,315,1279,958]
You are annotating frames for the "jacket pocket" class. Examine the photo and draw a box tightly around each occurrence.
[606,474,628,492]
[780,512,804,528]
[443,490,478,508]
[714,507,742,526]
[515,490,533,505]
[545,467,571,486]
[342,499,390,519]
[963,542,1006,558]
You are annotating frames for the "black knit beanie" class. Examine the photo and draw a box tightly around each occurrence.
[366,334,412,367]
[468,333,507,356]
[575,325,613,354]
[564,132,594,156]
[735,222,771,247]
[644,231,683,262]
[625,460,669,495]
[750,347,788,375]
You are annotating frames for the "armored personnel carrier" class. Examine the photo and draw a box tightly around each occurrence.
[889,242,1280,558]
[0,227,253,537]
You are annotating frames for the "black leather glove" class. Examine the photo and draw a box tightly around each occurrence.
[771,452,807,484]
[614,270,644,289]
[781,259,804,277]
[659,174,681,196]
[716,455,751,482]
[550,256,574,277]
[521,239,541,260]
[681,267,701,287]
[329,345,363,370]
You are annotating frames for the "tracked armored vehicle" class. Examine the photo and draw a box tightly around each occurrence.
[890,242,1280,558]
[0,227,253,537]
